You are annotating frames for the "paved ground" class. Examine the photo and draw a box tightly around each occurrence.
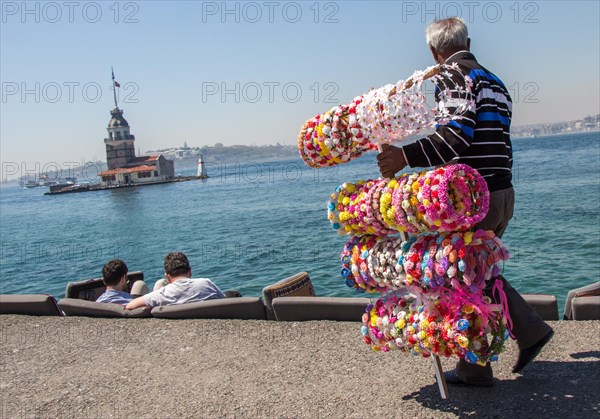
[0,316,598,418]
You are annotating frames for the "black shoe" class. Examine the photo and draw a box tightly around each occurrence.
[512,329,555,373]
[443,370,494,387]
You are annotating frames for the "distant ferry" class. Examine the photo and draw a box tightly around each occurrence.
[20,176,77,189]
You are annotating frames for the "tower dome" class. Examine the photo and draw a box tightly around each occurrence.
[108,107,130,128]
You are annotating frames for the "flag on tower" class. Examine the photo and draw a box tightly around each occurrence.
[114,81,121,88]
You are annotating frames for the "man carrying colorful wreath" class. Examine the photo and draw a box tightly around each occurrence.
[376,17,554,387]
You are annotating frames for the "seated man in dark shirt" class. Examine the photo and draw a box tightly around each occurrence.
[96,259,148,305]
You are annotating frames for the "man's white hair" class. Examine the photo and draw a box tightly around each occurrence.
[425,17,469,52]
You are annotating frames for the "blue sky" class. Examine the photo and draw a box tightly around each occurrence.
[1,1,599,171]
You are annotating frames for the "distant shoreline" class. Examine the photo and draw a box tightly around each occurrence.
[2,131,598,187]
[512,129,599,140]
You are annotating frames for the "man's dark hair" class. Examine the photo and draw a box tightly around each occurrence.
[102,259,128,286]
[164,252,191,277]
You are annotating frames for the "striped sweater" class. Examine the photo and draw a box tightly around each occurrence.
[402,51,513,192]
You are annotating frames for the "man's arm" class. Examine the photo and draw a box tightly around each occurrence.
[209,279,226,299]
[125,295,149,310]
[402,116,475,167]
[377,118,474,177]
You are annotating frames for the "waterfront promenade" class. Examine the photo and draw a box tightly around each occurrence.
[1,316,598,418]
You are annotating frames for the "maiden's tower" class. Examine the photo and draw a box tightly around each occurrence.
[98,69,174,186]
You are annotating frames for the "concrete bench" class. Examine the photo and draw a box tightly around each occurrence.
[564,281,600,320]
[272,296,371,322]
[0,294,63,316]
[151,297,267,320]
[571,296,600,320]
[522,294,559,321]
[57,298,152,318]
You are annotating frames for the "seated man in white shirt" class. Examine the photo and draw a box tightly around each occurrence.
[125,252,225,310]
[96,259,148,305]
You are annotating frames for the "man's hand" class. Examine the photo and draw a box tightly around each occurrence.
[377,144,407,178]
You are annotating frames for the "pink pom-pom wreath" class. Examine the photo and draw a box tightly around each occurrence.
[328,165,489,235]
[362,290,508,364]
[341,230,509,294]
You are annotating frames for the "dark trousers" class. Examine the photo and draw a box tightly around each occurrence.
[456,187,552,381]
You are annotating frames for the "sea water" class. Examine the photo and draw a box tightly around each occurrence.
[1,132,598,313]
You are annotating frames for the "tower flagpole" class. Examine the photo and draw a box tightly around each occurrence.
[111,66,118,109]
